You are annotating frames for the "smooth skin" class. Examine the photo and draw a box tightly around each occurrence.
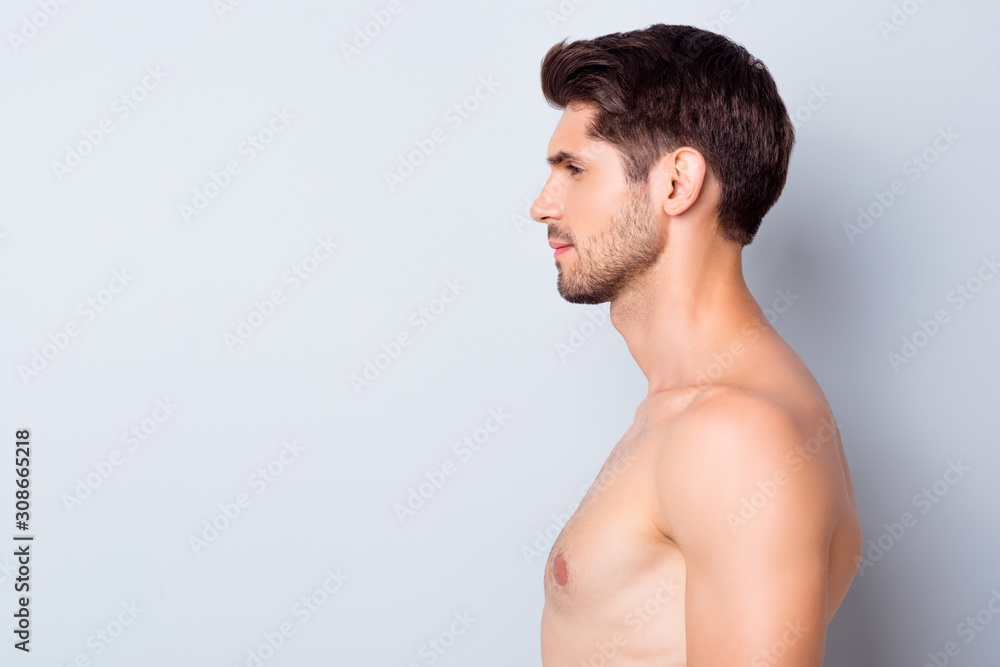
[532,102,863,666]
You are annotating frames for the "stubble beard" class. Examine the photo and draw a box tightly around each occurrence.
[556,187,666,305]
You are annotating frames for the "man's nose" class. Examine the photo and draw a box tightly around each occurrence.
[530,178,563,223]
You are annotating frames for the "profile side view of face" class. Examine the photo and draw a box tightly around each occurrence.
[530,102,718,305]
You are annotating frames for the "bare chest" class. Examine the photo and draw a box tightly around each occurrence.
[541,417,688,664]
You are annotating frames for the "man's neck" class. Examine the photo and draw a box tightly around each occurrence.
[609,239,767,396]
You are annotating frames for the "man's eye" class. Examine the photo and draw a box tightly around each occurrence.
[566,165,583,175]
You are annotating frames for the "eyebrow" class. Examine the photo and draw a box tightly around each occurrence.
[546,150,586,167]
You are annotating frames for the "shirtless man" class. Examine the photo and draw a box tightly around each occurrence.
[530,25,863,666]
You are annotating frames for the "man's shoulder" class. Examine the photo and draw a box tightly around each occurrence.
[664,384,811,451]
[650,384,840,542]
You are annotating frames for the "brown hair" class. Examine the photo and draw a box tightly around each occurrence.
[540,24,794,246]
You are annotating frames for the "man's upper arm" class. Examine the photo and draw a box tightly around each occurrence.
[658,393,836,666]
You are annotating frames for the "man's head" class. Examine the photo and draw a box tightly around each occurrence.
[531,24,794,303]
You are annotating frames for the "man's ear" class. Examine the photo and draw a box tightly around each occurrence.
[650,147,708,218]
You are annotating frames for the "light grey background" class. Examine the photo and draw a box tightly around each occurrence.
[1,0,997,665]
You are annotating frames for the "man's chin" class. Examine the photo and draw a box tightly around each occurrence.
[556,280,614,305]
[560,293,609,305]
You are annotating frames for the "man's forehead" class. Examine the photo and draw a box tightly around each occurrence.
[546,103,610,164]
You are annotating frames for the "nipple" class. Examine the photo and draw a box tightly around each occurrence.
[553,553,568,586]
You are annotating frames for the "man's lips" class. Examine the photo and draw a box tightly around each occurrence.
[550,240,573,258]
